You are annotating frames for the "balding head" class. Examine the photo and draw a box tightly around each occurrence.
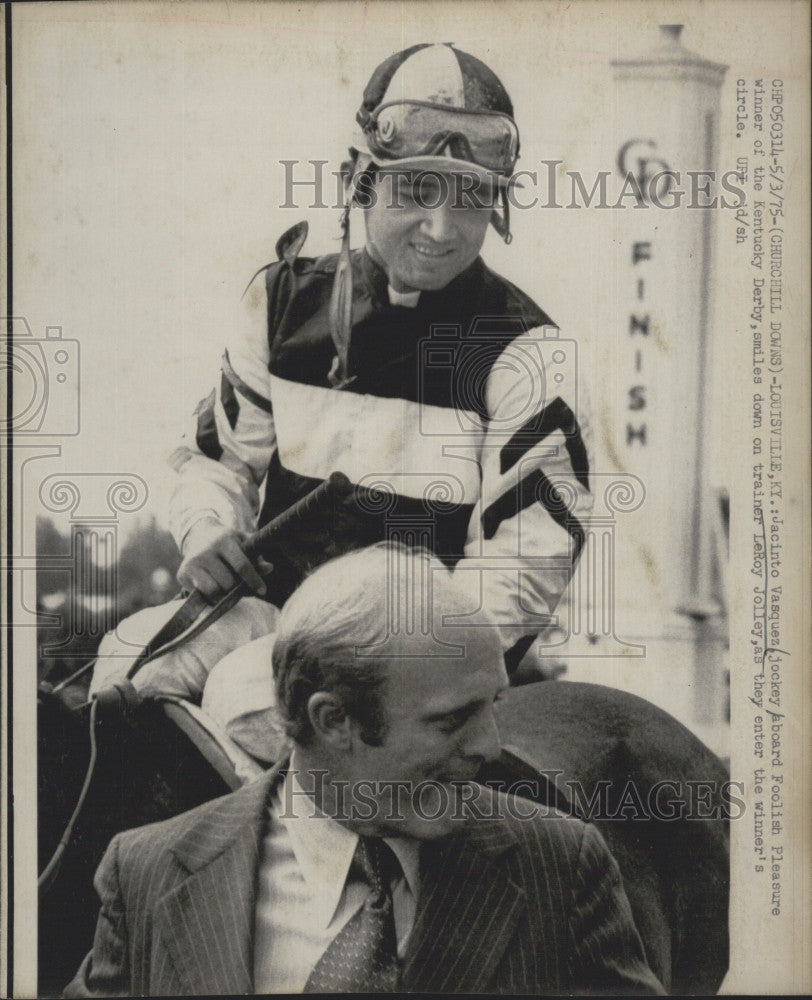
[272,542,503,747]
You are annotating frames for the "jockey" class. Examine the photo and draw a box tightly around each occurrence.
[92,43,593,759]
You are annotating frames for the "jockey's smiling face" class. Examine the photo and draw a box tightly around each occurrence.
[363,170,494,294]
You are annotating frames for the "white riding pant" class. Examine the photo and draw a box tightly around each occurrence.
[90,597,286,762]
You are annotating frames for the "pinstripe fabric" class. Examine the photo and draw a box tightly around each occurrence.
[64,767,277,998]
[64,771,663,996]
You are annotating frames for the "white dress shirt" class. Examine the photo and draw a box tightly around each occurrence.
[253,759,421,993]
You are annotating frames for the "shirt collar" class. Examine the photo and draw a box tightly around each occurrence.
[387,285,421,308]
[359,246,486,318]
[275,754,421,929]
[383,837,421,902]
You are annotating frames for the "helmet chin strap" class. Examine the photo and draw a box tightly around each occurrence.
[327,172,363,389]
[490,185,513,244]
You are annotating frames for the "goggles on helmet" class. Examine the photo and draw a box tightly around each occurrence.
[360,100,520,177]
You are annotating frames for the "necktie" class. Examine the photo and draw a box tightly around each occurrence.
[304,837,401,993]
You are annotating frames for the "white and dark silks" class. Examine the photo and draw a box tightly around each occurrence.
[169,226,593,668]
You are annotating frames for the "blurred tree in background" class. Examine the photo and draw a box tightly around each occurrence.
[36,516,181,684]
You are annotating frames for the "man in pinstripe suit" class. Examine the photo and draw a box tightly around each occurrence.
[66,546,663,995]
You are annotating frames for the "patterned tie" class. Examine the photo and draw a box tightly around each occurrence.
[304,837,401,993]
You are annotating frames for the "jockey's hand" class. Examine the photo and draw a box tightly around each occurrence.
[177,518,268,599]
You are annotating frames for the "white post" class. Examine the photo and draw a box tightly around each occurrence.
[610,24,727,617]
[569,26,729,747]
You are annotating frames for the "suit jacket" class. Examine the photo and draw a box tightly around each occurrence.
[64,765,663,996]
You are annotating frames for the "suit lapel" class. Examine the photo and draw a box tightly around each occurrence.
[155,764,284,995]
[402,804,525,993]
[152,771,524,994]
